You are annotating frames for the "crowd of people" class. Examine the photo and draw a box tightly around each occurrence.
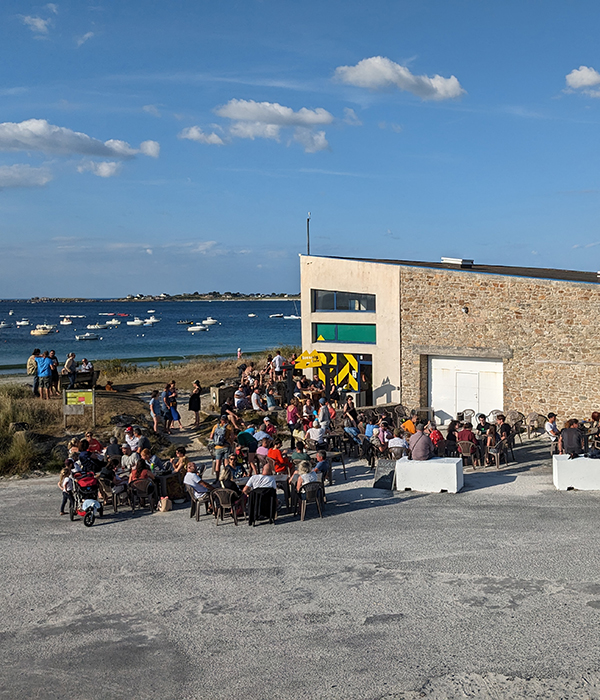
[27,348,94,399]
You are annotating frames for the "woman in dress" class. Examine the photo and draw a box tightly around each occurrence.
[188,380,202,427]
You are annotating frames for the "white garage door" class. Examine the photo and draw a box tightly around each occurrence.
[429,356,503,425]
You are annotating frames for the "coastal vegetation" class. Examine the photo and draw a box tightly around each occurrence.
[0,347,300,476]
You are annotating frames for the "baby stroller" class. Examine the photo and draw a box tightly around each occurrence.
[70,471,103,527]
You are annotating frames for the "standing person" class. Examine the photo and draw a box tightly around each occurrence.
[48,350,60,397]
[343,395,358,427]
[271,350,285,380]
[317,398,331,431]
[169,397,183,430]
[161,383,173,434]
[286,398,299,450]
[35,351,53,400]
[27,348,40,398]
[237,348,242,360]
[58,465,74,516]
[63,353,77,390]
[210,416,234,478]
[149,390,161,433]
[188,380,202,427]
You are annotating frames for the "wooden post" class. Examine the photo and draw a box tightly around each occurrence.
[63,389,67,429]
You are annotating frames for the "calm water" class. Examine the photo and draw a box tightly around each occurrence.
[0,300,302,370]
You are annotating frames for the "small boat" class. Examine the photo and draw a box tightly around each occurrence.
[0,321,12,329]
[144,315,160,324]
[76,333,100,341]
[16,319,30,326]
[36,323,56,331]
[248,313,256,318]
[202,317,218,325]
[31,327,51,336]
[177,319,193,325]
[106,318,121,326]
[87,323,108,330]
[269,313,284,318]
[59,317,73,326]
[60,315,85,318]
[188,325,209,332]
[117,313,129,317]
[283,315,301,320]
[143,322,154,327]
[147,309,156,313]
[8,310,13,316]
[98,313,115,316]
[126,317,144,326]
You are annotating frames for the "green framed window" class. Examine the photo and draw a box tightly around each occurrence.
[313,323,376,344]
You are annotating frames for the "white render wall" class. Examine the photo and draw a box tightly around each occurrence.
[300,255,402,405]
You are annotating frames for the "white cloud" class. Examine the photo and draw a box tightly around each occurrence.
[20,15,52,34]
[343,107,362,126]
[46,4,59,14]
[142,104,161,117]
[76,31,94,47]
[77,161,122,178]
[190,241,217,254]
[0,164,52,189]
[334,56,466,101]
[215,99,333,126]
[378,121,403,133]
[178,126,225,145]
[229,122,280,141]
[139,140,160,157]
[293,128,329,153]
[0,119,159,159]
[565,66,600,97]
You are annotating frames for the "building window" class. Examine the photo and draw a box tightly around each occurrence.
[313,323,376,344]
[312,289,376,312]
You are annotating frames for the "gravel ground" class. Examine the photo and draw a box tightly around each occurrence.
[2,440,600,699]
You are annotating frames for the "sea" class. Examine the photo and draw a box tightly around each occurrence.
[0,299,302,373]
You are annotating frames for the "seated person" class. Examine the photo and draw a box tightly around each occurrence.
[559,418,584,455]
[140,448,166,472]
[121,447,141,474]
[104,436,122,458]
[475,414,491,438]
[313,450,331,478]
[364,419,377,439]
[408,423,435,460]
[295,460,318,493]
[378,422,393,445]
[388,428,409,450]
[425,423,444,447]
[495,414,512,441]
[225,451,247,479]
[128,459,155,483]
[307,420,327,448]
[370,427,387,454]
[457,422,477,444]
[216,465,242,494]
[80,358,94,372]
[242,464,277,494]
[133,427,151,454]
[311,376,324,391]
[84,431,103,454]
[302,399,315,421]
[545,412,560,443]
[253,425,270,442]
[251,388,267,412]
[402,414,418,435]
[183,462,214,504]
[263,417,277,437]
[292,421,306,444]
[445,420,459,444]
[266,388,278,409]
[77,439,103,472]
[267,438,293,474]
[343,417,361,445]
[256,438,271,459]
[234,385,248,410]
[98,457,120,484]
[290,440,308,462]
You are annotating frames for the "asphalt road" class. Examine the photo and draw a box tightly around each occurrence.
[2,440,600,699]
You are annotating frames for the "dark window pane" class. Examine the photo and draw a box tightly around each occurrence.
[313,289,335,311]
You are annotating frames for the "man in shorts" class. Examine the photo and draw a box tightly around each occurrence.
[35,350,53,400]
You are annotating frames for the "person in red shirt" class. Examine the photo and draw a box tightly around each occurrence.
[84,431,103,455]
[267,438,293,475]
[426,422,444,447]
[457,422,480,463]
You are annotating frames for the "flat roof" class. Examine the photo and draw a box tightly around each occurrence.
[310,255,599,285]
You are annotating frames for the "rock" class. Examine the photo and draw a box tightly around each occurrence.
[9,422,30,432]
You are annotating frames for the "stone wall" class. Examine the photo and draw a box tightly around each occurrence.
[399,266,600,420]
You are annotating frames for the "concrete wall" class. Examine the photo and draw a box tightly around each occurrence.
[300,255,402,404]
[301,255,600,419]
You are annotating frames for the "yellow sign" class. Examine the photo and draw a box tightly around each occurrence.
[294,350,322,369]
[66,390,93,406]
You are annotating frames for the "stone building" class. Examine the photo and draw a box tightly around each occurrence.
[300,254,600,423]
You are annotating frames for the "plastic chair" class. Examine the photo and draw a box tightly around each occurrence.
[211,488,245,526]
[128,479,157,512]
[458,440,479,469]
[185,484,211,521]
[247,487,277,526]
[297,482,324,521]
[435,439,446,457]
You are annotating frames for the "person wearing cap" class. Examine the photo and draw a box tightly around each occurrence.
[545,412,560,446]
[409,423,435,460]
[124,426,139,452]
[263,417,277,437]
[317,397,331,431]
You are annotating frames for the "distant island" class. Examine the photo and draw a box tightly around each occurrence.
[4,291,301,303]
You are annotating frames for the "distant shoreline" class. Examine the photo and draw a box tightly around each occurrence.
[1,296,301,304]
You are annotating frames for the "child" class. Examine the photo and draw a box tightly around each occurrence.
[169,397,183,430]
[58,465,74,516]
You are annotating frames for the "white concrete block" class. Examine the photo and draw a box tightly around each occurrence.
[552,455,600,491]
[395,457,464,494]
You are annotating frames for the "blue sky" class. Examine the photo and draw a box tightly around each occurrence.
[2,0,600,297]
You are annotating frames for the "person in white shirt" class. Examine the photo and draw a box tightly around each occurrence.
[251,388,266,412]
[307,420,326,447]
[243,464,276,494]
[388,428,409,450]
[545,413,560,442]
[271,351,285,378]
[183,463,214,503]
[124,426,139,452]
